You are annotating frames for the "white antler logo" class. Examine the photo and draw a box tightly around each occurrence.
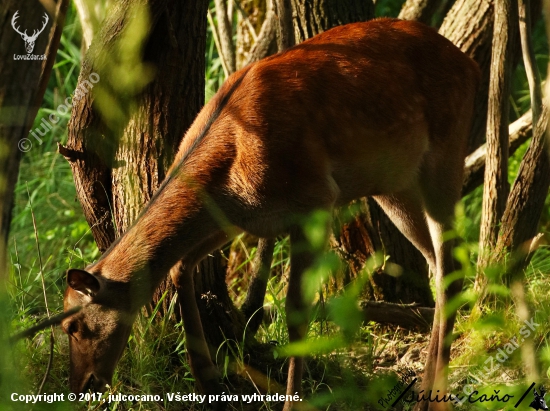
[12,11,49,54]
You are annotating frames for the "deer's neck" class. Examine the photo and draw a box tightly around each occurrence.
[91,174,221,302]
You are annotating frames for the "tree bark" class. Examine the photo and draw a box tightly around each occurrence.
[477,0,517,269]
[439,0,494,154]
[236,0,270,69]
[439,0,541,154]
[274,0,295,49]
[64,0,251,355]
[462,108,541,196]
[494,106,549,266]
[398,0,440,24]
[214,0,236,73]
[493,0,548,266]
[64,0,196,298]
[244,8,278,66]
[291,0,374,43]
[0,0,69,279]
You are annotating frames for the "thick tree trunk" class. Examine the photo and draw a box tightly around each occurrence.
[439,0,541,154]
[0,0,68,279]
[64,0,250,356]
[291,0,374,43]
[439,0,494,154]
[477,0,517,270]
[64,0,209,249]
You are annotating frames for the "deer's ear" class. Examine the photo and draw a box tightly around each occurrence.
[67,269,101,297]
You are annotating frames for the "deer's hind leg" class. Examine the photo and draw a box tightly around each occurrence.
[417,145,466,408]
[375,187,455,410]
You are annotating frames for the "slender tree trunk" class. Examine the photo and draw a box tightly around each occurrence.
[493,0,548,267]
[236,0,270,69]
[214,0,236,73]
[495,130,549,260]
[0,0,69,279]
[463,108,542,196]
[275,0,295,49]
[477,0,517,271]
[398,0,440,24]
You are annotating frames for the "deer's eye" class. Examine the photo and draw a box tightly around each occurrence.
[64,322,78,336]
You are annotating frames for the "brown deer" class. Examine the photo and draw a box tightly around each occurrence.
[62,18,479,411]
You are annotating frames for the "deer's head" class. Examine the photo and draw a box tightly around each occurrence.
[11,11,49,54]
[531,387,549,411]
[62,269,137,394]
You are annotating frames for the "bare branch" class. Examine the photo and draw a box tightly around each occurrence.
[462,107,547,195]
[9,307,82,343]
[207,10,230,78]
[232,0,258,42]
[245,10,277,65]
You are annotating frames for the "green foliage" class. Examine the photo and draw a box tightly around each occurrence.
[375,0,405,18]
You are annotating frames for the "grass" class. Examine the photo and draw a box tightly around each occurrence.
[2,1,550,410]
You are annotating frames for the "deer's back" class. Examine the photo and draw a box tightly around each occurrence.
[176,18,479,215]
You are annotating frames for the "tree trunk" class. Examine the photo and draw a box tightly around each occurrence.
[398,0,441,24]
[493,0,549,271]
[64,0,251,357]
[214,0,236,73]
[477,0,517,270]
[275,0,295,49]
[0,0,69,279]
[494,102,549,270]
[292,0,374,43]
[236,0,269,69]
[438,0,541,154]
[462,108,541,196]
[439,0,494,154]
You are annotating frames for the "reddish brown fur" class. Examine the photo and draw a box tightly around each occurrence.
[63,18,479,411]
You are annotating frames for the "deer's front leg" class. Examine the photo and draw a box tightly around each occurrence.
[170,262,225,410]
